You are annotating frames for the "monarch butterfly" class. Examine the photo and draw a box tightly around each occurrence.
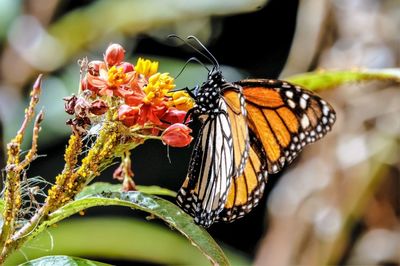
[174,36,336,227]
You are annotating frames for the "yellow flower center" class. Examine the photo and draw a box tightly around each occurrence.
[143,72,175,104]
[169,91,195,111]
[135,58,159,77]
[107,66,127,87]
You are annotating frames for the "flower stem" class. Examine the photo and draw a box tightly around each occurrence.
[0,75,43,264]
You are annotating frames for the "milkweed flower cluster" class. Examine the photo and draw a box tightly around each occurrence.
[60,43,194,191]
[65,43,194,139]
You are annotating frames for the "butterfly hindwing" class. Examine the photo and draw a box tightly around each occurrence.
[176,73,250,227]
[216,130,268,222]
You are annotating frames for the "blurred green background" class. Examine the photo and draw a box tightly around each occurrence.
[0,0,399,265]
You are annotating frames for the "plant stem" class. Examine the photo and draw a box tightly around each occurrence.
[0,76,43,263]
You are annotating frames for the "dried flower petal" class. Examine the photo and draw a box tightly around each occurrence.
[66,117,91,135]
[113,163,133,181]
[87,60,105,76]
[63,95,77,115]
[74,97,91,118]
[89,99,108,115]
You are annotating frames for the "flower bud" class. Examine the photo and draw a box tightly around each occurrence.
[120,62,134,73]
[104,43,125,66]
[89,99,108,115]
[161,123,193,147]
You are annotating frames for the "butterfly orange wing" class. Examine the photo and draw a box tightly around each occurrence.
[238,79,336,174]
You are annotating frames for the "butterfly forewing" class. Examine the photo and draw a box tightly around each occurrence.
[176,109,234,226]
[236,79,336,174]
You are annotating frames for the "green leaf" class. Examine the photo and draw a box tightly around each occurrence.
[136,185,177,197]
[39,192,228,265]
[19,255,111,266]
[6,217,250,265]
[286,69,400,91]
[76,182,176,200]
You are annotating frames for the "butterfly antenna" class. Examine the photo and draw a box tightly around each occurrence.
[175,56,210,80]
[168,34,216,67]
[187,35,219,69]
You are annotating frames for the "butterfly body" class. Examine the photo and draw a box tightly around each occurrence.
[193,70,223,112]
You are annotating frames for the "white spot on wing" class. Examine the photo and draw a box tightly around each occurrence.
[300,98,307,109]
[288,99,296,108]
[285,91,293,98]
[323,105,330,116]
[301,115,310,129]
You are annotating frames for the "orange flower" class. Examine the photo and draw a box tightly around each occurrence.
[118,103,167,127]
[160,108,187,127]
[161,123,193,147]
[118,104,140,127]
[120,72,176,127]
[87,64,135,97]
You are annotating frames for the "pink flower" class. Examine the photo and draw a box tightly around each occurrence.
[104,43,125,66]
[161,123,193,147]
